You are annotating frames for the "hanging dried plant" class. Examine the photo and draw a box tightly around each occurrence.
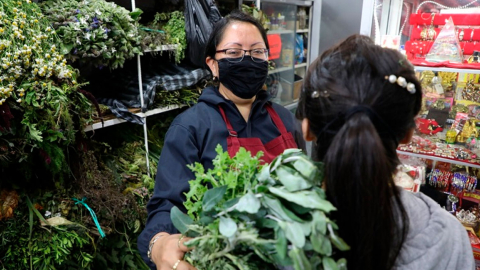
[0,189,19,220]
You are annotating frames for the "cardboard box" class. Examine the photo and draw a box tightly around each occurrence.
[293,79,303,100]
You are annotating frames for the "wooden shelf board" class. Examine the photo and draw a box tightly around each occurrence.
[84,104,184,132]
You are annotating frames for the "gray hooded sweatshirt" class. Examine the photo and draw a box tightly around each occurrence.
[393,189,475,270]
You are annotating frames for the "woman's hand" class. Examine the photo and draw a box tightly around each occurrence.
[151,233,196,270]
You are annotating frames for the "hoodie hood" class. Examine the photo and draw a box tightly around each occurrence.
[393,189,475,270]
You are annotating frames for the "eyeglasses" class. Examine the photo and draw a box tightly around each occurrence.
[215,48,269,63]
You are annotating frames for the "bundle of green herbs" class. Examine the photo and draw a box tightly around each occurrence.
[40,0,142,70]
[139,11,186,63]
[0,0,93,181]
[171,146,349,270]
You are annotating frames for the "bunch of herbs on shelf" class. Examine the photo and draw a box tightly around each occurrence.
[154,87,201,108]
[172,146,350,270]
[40,0,142,70]
[140,11,186,63]
[0,0,93,180]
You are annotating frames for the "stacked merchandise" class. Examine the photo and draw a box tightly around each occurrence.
[405,12,480,68]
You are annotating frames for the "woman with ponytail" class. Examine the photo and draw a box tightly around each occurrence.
[296,34,474,270]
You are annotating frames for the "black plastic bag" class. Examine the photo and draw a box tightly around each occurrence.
[184,0,222,68]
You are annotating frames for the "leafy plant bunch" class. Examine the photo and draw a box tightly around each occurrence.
[0,0,92,178]
[140,11,186,63]
[0,0,76,105]
[172,146,350,270]
[41,0,142,70]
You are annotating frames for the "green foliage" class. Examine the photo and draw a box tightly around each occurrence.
[154,89,201,108]
[41,0,142,70]
[184,146,263,220]
[172,146,349,270]
[241,4,269,30]
[91,231,149,270]
[140,11,186,63]
[0,201,94,270]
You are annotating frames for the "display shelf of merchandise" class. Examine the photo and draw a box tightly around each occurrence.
[267,29,294,35]
[397,150,480,169]
[143,44,179,53]
[295,63,307,68]
[296,28,308,33]
[84,105,184,132]
[268,66,291,74]
[413,65,480,74]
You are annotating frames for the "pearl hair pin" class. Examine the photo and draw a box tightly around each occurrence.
[385,75,416,94]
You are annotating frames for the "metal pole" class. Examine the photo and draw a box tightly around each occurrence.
[132,0,151,176]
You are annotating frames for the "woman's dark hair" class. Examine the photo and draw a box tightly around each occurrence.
[204,10,269,71]
[296,34,422,270]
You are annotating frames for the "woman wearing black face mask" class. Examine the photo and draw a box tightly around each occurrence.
[138,10,305,270]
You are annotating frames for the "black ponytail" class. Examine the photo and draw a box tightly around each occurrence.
[297,34,422,270]
[324,114,407,269]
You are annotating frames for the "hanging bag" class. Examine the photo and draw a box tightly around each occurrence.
[184,0,222,68]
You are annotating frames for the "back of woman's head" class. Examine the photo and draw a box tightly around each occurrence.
[296,34,422,269]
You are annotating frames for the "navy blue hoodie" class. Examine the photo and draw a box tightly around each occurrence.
[137,86,305,268]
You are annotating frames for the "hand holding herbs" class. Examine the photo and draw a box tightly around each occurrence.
[171,146,350,270]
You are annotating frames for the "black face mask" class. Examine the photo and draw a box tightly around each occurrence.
[217,57,269,99]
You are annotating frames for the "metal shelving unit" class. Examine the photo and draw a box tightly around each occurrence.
[268,66,291,74]
[143,44,179,53]
[240,0,313,109]
[413,65,480,74]
[84,105,184,132]
[295,63,307,68]
[85,0,185,175]
[397,150,480,169]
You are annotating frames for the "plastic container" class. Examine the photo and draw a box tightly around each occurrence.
[297,8,306,29]
[277,13,285,30]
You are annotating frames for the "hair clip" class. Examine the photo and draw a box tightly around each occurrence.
[311,90,329,98]
[385,75,416,94]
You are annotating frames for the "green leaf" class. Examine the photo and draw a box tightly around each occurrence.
[219,216,237,238]
[268,187,336,212]
[257,218,278,229]
[279,221,305,248]
[262,195,303,222]
[322,257,339,270]
[275,166,312,192]
[257,165,271,182]
[170,206,193,234]
[199,215,214,226]
[328,223,350,251]
[235,191,260,214]
[337,258,348,270]
[202,185,227,212]
[310,256,322,269]
[275,227,287,260]
[311,210,327,235]
[289,203,311,215]
[299,220,311,236]
[223,197,239,209]
[311,232,332,256]
[292,157,321,182]
[27,124,43,142]
[282,148,303,156]
[288,247,312,270]
[130,8,143,20]
[25,91,35,104]
[60,43,74,54]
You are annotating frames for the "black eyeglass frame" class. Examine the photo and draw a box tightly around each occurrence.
[215,48,269,62]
